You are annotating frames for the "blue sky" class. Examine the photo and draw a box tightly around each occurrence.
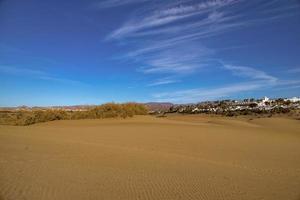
[0,0,300,106]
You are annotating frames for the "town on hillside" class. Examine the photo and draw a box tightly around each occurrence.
[1,97,300,117]
[149,97,300,117]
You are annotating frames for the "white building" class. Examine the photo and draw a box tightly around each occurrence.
[192,107,200,112]
[286,97,300,103]
[262,96,270,103]
[258,96,270,107]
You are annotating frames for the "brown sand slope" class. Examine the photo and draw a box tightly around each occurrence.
[0,115,300,200]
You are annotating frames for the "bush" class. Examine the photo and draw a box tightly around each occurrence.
[0,103,148,126]
[90,103,148,119]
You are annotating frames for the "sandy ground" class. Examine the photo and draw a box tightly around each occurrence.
[0,115,300,200]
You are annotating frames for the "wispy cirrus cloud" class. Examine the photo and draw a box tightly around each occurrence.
[152,64,279,102]
[152,78,300,103]
[287,68,300,73]
[139,44,213,74]
[107,0,299,72]
[147,77,180,87]
[95,0,150,9]
[127,11,244,39]
[223,64,277,82]
[0,65,88,86]
[153,81,265,103]
[107,0,240,40]
[152,65,300,103]
[0,65,45,76]
[107,0,298,40]
[104,0,300,96]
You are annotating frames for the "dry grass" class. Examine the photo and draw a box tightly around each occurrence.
[0,103,148,125]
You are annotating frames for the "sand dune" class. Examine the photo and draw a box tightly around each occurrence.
[0,115,300,200]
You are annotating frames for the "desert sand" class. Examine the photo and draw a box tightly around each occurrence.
[0,115,300,200]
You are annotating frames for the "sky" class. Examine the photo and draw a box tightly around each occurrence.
[0,0,300,106]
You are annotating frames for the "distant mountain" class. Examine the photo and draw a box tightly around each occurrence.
[0,105,96,111]
[0,103,174,112]
[144,102,173,112]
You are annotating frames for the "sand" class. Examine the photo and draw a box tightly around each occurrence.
[0,115,300,200]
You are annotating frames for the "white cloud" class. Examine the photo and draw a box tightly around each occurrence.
[223,65,277,82]
[107,0,240,39]
[152,74,300,103]
[153,81,265,103]
[0,65,45,76]
[139,44,213,74]
[95,0,150,9]
[147,77,180,87]
[125,11,244,40]
[104,0,300,91]
[287,68,300,73]
[107,0,299,43]
[0,65,88,86]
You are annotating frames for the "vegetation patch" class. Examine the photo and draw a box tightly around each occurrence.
[0,103,148,126]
